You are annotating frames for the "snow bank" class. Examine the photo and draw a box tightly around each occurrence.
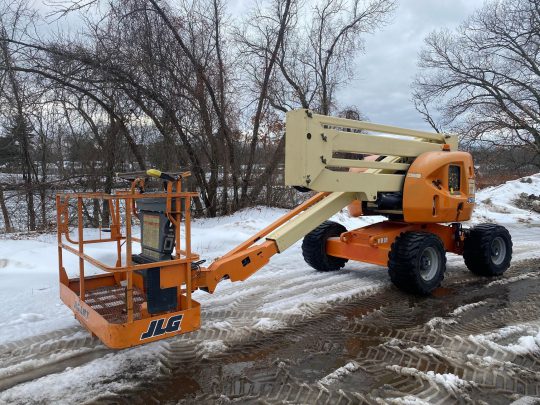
[472,173,540,224]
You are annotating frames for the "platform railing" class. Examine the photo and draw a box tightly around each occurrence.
[56,187,199,323]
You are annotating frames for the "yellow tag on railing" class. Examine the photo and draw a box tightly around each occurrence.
[146,169,162,178]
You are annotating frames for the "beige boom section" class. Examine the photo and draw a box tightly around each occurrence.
[284,109,456,196]
[267,109,457,252]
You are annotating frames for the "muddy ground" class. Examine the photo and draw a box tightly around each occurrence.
[3,258,539,404]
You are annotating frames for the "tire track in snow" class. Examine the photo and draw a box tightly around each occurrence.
[1,256,538,403]
[100,259,540,404]
[0,326,109,392]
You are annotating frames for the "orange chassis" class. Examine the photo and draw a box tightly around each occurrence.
[57,181,464,349]
[327,221,463,267]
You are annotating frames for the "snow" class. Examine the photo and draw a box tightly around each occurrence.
[0,342,164,404]
[425,301,491,333]
[511,397,540,405]
[205,320,233,330]
[406,345,443,357]
[486,273,539,287]
[426,316,457,330]
[318,361,360,385]
[385,396,431,405]
[252,317,286,330]
[198,340,228,357]
[449,301,488,316]
[508,335,540,355]
[469,324,540,355]
[471,173,540,224]
[387,365,475,395]
[1,173,540,402]
[0,344,95,381]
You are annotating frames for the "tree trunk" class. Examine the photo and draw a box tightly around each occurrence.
[0,187,12,233]
[25,176,36,231]
[247,136,286,204]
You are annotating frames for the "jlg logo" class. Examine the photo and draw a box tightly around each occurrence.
[140,314,183,340]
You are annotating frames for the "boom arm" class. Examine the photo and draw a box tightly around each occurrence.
[191,191,357,293]
[191,109,456,293]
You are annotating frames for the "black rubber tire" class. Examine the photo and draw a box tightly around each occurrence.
[388,232,446,295]
[302,221,348,271]
[463,224,512,276]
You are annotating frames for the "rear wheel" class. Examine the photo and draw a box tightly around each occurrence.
[388,232,446,295]
[463,224,512,276]
[302,221,348,271]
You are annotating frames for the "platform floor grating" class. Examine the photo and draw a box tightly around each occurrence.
[84,285,145,324]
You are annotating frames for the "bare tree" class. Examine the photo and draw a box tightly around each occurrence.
[271,0,395,114]
[0,0,392,229]
[337,105,367,121]
[413,0,540,158]
[236,0,394,206]
[0,0,39,230]
[411,91,442,133]
[234,0,295,207]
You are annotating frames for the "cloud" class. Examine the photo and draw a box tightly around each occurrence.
[336,0,484,130]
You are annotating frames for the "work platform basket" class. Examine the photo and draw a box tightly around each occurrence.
[56,173,201,348]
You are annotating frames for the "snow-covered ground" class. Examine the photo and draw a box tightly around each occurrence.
[472,173,540,224]
[1,175,540,403]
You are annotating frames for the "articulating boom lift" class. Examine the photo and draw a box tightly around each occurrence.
[57,109,512,348]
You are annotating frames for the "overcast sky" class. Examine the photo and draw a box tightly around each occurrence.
[37,0,486,131]
[229,0,485,131]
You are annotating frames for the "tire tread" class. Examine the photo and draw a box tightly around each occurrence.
[388,232,446,295]
[302,221,348,271]
[463,223,512,276]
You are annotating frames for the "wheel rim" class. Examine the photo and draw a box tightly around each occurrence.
[419,247,439,281]
[491,236,506,265]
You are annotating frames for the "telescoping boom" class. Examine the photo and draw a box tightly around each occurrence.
[56,109,512,348]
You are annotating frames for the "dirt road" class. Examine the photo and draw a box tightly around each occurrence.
[2,259,538,404]
[93,259,540,404]
[1,224,539,404]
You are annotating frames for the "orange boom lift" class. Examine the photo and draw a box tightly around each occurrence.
[57,109,512,348]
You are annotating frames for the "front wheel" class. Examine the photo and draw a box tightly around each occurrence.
[463,224,512,276]
[388,232,446,295]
